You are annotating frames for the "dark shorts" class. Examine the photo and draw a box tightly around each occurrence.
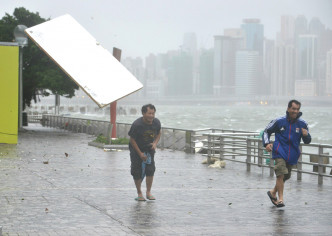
[274,158,293,180]
[130,152,156,180]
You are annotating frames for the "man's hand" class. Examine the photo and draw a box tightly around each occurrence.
[150,142,157,151]
[265,143,273,152]
[139,152,147,161]
[302,128,308,136]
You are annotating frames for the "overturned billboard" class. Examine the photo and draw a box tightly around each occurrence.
[25,14,143,108]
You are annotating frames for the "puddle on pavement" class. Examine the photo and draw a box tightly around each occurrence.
[0,144,19,158]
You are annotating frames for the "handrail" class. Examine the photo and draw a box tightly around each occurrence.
[36,114,332,185]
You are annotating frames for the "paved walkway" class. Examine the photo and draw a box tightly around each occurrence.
[0,124,331,236]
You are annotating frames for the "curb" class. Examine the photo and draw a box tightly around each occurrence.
[88,141,128,150]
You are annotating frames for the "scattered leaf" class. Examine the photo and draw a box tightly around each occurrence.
[228,203,232,205]
[43,161,49,164]
[65,153,69,157]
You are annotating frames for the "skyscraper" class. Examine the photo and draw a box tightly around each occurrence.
[235,50,259,96]
[280,15,295,45]
[297,35,318,80]
[326,50,332,96]
[241,19,265,95]
[213,35,243,96]
[241,19,264,55]
[272,44,296,96]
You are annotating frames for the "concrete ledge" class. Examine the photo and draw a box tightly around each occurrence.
[88,141,128,150]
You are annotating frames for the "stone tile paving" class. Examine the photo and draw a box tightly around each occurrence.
[0,124,331,235]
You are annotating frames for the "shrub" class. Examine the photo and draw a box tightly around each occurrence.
[93,135,129,145]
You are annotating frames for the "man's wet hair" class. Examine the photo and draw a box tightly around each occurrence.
[141,104,156,114]
[288,99,301,109]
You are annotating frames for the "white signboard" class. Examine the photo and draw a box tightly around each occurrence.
[25,14,143,108]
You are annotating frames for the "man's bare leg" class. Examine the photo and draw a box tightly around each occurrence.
[134,179,145,200]
[270,174,284,203]
[146,176,155,199]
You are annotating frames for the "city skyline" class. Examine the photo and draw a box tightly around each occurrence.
[1,0,332,58]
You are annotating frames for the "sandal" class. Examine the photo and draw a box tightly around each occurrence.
[146,195,156,200]
[276,200,285,208]
[267,191,277,206]
[135,196,146,201]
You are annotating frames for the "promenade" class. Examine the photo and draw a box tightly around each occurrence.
[0,124,331,236]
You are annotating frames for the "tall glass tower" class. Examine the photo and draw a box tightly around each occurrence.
[241,19,264,55]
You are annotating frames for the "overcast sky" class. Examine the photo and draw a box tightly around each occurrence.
[1,0,332,58]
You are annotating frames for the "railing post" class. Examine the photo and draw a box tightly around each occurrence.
[185,130,192,154]
[297,145,302,181]
[172,129,176,151]
[318,145,324,185]
[219,136,224,160]
[207,135,212,164]
[258,140,263,167]
[269,152,274,177]
[160,128,165,149]
[246,138,251,172]
[107,123,112,144]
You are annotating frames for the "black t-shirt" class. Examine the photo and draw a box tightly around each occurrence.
[128,117,161,153]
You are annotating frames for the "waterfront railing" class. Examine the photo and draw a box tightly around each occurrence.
[37,114,332,184]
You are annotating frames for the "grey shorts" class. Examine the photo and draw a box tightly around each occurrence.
[274,158,293,178]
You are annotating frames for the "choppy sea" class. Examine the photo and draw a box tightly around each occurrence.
[69,104,332,145]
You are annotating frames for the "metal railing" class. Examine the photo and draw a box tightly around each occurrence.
[202,132,332,185]
[36,114,332,184]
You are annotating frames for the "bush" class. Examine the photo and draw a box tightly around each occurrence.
[93,135,129,145]
[94,134,108,144]
[111,137,129,145]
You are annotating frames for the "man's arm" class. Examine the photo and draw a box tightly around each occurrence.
[151,130,161,151]
[301,127,311,144]
[130,137,147,161]
[262,118,279,152]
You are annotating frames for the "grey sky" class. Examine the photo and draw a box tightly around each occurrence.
[2,0,332,58]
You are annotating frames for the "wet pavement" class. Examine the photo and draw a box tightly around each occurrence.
[0,124,331,236]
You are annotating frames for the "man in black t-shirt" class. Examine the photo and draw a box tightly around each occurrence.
[128,104,161,201]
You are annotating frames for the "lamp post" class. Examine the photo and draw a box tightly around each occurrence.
[14,25,28,129]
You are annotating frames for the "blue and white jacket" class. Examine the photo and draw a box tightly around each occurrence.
[262,112,311,165]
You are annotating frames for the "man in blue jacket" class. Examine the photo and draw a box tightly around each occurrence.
[263,100,311,207]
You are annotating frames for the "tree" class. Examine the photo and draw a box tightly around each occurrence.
[0,7,79,108]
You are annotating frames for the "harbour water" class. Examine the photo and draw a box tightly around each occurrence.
[65,103,332,145]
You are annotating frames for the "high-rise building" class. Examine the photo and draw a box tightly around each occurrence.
[199,49,214,95]
[166,51,193,96]
[182,33,199,95]
[122,57,144,97]
[294,15,308,43]
[241,19,265,95]
[213,35,244,96]
[280,15,295,45]
[271,44,296,96]
[326,50,332,96]
[297,35,318,80]
[241,19,264,55]
[235,50,259,96]
[263,39,275,96]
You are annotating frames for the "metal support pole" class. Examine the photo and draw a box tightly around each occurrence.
[246,139,251,172]
[207,135,211,164]
[318,145,324,185]
[110,47,122,139]
[19,48,23,129]
[297,146,303,181]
